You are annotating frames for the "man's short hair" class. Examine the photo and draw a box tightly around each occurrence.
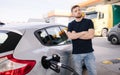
[71,5,80,12]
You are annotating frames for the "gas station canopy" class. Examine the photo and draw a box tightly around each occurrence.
[78,0,120,8]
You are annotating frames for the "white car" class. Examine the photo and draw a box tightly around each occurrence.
[0,23,76,75]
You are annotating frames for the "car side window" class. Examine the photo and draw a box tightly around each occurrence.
[0,31,22,53]
[35,26,71,46]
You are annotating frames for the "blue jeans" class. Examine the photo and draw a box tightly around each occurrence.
[72,52,97,75]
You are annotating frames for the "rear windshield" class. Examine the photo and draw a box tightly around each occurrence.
[0,31,22,53]
[85,11,97,19]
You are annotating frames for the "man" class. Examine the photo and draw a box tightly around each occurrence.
[66,5,97,75]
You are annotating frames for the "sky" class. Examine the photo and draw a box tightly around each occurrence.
[0,0,86,23]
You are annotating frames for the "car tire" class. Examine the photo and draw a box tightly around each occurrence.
[110,35,119,45]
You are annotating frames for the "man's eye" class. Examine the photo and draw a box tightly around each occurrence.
[74,10,77,12]
[78,9,81,11]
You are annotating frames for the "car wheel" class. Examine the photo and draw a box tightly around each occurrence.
[101,28,108,37]
[110,35,119,45]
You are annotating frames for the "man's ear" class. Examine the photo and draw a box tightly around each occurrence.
[71,13,74,16]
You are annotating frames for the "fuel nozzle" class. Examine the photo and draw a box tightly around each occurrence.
[41,54,79,75]
[41,54,60,73]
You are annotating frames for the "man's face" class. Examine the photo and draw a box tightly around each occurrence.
[72,7,82,18]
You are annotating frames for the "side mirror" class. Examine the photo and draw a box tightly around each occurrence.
[118,24,120,28]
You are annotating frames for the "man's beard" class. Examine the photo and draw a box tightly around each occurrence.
[75,14,82,18]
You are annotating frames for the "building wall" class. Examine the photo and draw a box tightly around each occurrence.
[48,16,73,26]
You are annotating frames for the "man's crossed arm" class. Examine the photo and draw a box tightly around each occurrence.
[66,29,94,40]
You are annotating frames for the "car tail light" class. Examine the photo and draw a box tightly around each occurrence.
[0,54,36,75]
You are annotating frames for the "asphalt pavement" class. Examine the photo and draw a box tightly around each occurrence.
[92,37,120,75]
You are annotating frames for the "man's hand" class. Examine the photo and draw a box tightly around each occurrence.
[79,29,94,39]
[72,31,76,33]
[66,29,94,40]
[66,31,78,39]
[66,31,87,40]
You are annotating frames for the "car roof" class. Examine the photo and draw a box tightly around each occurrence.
[0,22,65,35]
[0,28,23,35]
[1,22,64,29]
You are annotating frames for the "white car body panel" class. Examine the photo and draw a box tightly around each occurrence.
[0,23,73,75]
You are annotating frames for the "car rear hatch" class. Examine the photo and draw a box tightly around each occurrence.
[0,29,36,75]
[0,29,22,57]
